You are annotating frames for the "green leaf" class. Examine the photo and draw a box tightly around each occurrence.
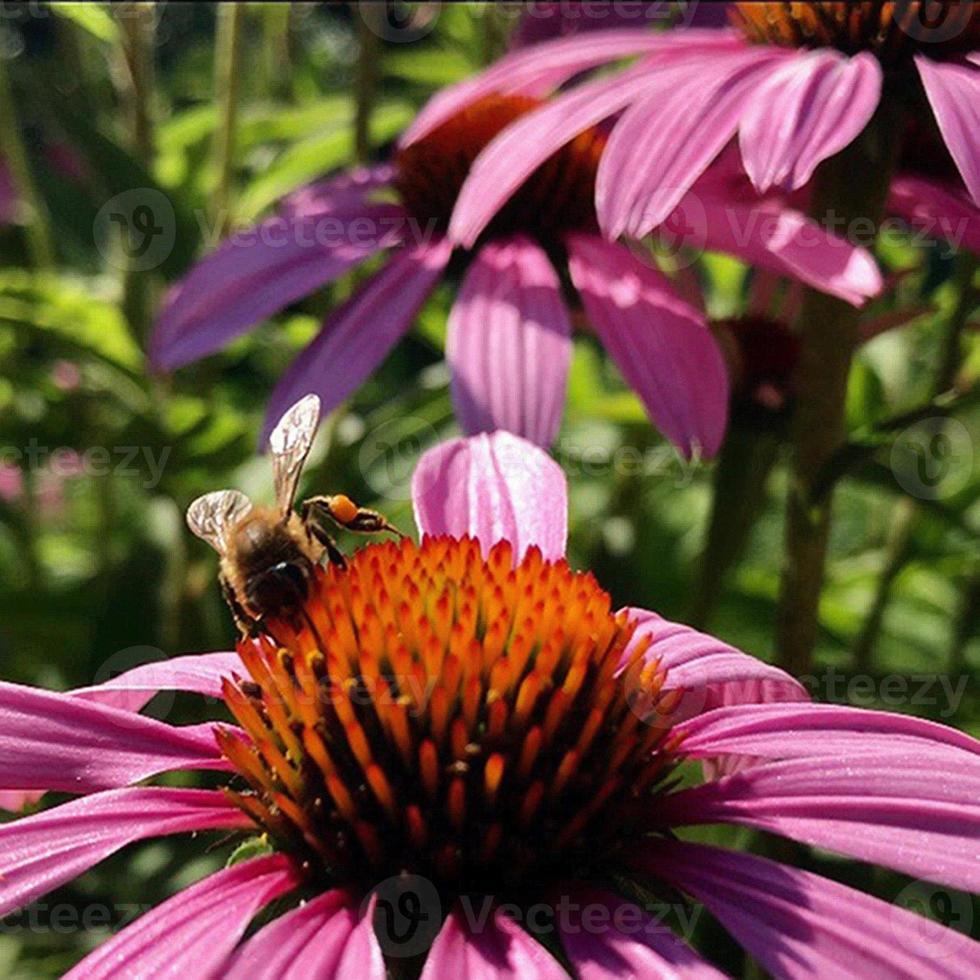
[51,2,119,44]
[226,836,273,867]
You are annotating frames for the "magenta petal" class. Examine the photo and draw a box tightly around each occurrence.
[334,896,387,979]
[401,30,729,146]
[0,680,227,793]
[64,854,299,980]
[623,607,807,723]
[412,431,567,561]
[559,886,724,979]
[687,191,883,306]
[421,906,568,979]
[279,163,395,219]
[567,233,728,457]
[597,49,786,237]
[0,787,249,915]
[916,55,980,206]
[657,752,980,891]
[227,890,381,980]
[888,171,980,254]
[637,840,980,980]
[0,790,43,812]
[261,235,453,445]
[739,50,881,192]
[72,651,240,713]
[676,701,980,760]
[149,202,406,371]
[448,237,571,446]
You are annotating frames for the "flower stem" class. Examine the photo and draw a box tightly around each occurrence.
[0,55,54,269]
[212,2,245,234]
[116,3,156,169]
[775,115,897,677]
[354,4,379,163]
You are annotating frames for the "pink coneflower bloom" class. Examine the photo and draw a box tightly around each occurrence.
[425,4,980,247]
[2,430,979,976]
[151,73,881,457]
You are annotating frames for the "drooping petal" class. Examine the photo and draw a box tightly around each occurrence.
[739,50,881,192]
[335,896,387,979]
[261,235,453,445]
[413,431,567,561]
[72,651,241,713]
[149,202,407,371]
[636,840,980,980]
[421,906,568,979]
[916,55,980,206]
[676,701,980,761]
[449,61,661,249]
[0,787,250,915]
[402,30,737,146]
[682,192,883,306]
[658,753,980,891]
[279,163,396,219]
[558,886,724,979]
[64,854,299,980]
[566,233,729,457]
[887,171,980,254]
[596,48,787,237]
[623,608,807,723]
[0,680,227,793]
[448,237,571,446]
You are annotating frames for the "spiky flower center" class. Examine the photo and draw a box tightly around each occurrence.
[733,2,980,65]
[217,536,678,900]
[394,94,604,246]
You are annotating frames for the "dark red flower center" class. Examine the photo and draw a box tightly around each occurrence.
[733,2,980,65]
[394,94,604,247]
[217,536,679,902]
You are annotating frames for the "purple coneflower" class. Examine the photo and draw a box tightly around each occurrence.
[431,3,980,244]
[151,71,882,456]
[2,430,979,976]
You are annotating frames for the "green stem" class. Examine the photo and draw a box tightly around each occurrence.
[851,252,977,669]
[691,424,781,629]
[0,56,55,268]
[212,2,245,233]
[116,3,156,169]
[949,561,979,677]
[775,115,897,677]
[354,5,379,163]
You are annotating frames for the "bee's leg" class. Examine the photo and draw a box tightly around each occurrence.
[302,495,403,537]
[220,573,261,637]
[300,506,347,568]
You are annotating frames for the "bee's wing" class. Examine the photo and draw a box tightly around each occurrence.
[186,489,253,555]
[268,393,321,516]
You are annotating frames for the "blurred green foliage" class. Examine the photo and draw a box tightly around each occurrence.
[0,3,976,974]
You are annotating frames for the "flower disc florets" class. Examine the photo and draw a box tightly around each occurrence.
[217,536,679,902]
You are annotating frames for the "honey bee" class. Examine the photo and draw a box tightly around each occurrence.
[186,393,400,635]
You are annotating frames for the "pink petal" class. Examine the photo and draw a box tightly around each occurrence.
[72,651,241,713]
[676,701,980,761]
[227,890,383,980]
[916,55,980,206]
[623,607,807,724]
[402,30,736,146]
[422,906,568,979]
[149,202,406,371]
[658,753,980,891]
[279,164,395,219]
[566,233,729,457]
[64,854,299,980]
[559,886,724,979]
[448,237,571,446]
[686,190,883,306]
[636,840,980,980]
[449,61,661,249]
[0,787,250,915]
[335,896,387,979]
[596,48,787,237]
[739,50,881,192]
[0,790,43,812]
[0,680,227,793]
[412,431,567,561]
[887,171,980,254]
[261,235,453,445]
